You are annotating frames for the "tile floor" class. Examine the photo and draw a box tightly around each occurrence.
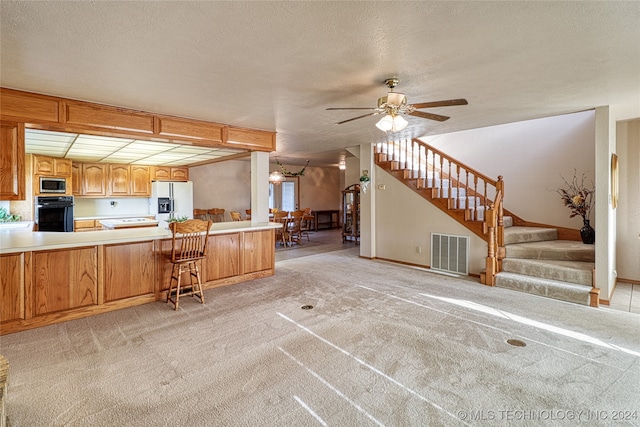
[278,228,639,314]
[608,281,640,314]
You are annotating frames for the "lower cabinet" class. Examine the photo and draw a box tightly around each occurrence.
[204,233,241,281]
[0,253,25,323]
[104,241,155,301]
[33,246,98,315]
[1,227,276,335]
[243,230,274,273]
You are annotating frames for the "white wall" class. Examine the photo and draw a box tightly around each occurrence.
[296,165,341,211]
[374,165,487,274]
[74,198,150,217]
[190,160,341,221]
[190,159,252,220]
[422,111,596,229]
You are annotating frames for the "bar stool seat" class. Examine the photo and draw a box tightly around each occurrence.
[166,219,212,310]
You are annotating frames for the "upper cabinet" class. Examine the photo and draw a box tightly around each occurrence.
[0,121,25,200]
[74,163,152,197]
[225,127,275,150]
[151,166,189,182]
[0,87,275,201]
[108,164,130,196]
[81,163,108,197]
[0,88,276,152]
[32,154,72,178]
[130,165,151,196]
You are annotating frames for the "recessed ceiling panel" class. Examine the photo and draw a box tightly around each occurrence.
[24,129,249,166]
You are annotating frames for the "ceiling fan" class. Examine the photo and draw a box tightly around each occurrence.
[327,78,468,132]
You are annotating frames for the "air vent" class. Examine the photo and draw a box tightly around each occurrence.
[431,233,469,275]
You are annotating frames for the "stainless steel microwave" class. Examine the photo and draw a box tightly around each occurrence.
[40,177,67,193]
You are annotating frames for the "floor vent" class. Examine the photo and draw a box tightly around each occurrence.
[431,233,469,275]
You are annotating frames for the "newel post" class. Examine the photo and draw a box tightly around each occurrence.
[496,176,505,249]
[484,202,497,286]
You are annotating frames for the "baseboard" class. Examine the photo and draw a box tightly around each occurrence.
[617,277,640,285]
[373,256,430,270]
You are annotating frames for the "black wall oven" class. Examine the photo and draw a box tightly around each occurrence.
[35,196,74,232]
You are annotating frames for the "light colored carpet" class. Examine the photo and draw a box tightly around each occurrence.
[1,248,639,426]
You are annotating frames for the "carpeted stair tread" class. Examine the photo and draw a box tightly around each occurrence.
[505,240,595,262]
[503,226,558,244]
[495,272,592,305]
[501,258,594,286]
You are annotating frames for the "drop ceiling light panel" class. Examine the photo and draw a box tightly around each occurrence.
[24,129,248,166]
[25,129,76,157]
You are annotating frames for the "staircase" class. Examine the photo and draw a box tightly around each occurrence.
[374,138,600,307]
[497,217,598,306]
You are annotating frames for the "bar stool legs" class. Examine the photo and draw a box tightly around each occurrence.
[167,259,205,310]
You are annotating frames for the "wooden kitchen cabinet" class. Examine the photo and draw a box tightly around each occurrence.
[243,230,275,273]
[74,219,99,232]
[130,165,151,196]
[71,163,81,195]
[73,162,150,197]
[0,253,25,323]
[33,154,71,178]
[151,166,189,181]
[108,164,130,196]
[81,163,107,196]
[203,233,241,281]
[108,164,151,196]
[32,246,98,315]
[0,121,25,200]
[104,241,155,302]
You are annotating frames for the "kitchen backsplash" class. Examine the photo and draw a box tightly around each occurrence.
[74,198,150,217]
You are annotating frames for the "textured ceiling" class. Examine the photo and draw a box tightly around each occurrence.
[1,1,639,167]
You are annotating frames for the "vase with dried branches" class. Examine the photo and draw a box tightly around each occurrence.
[557,170,595,244]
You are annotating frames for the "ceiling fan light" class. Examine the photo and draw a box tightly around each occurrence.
[376,115,394,132]
[392,114,408,131]
[387,92,405,107]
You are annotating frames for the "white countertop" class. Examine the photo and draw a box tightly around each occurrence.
[0,221,281,254]
[99,218,159,228]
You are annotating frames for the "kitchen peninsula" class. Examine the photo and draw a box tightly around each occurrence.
[0,221,281,335]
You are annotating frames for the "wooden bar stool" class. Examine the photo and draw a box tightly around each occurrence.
[166,219,212,310]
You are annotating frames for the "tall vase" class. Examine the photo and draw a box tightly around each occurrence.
[580,219,595,244]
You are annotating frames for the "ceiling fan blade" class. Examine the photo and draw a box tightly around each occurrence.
[408,111,450,122]
[335,112,378,125]
[327,107,376,110]
[410,99,468,109]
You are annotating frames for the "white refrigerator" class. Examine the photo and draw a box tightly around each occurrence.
[149,181,194,226]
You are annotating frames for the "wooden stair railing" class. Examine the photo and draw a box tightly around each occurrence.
[374,138,505,285]
[483,190,503,286]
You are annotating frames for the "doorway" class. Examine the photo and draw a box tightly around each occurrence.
[270,176,299,212]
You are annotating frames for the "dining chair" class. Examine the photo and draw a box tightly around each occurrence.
[273,211,291,247]
[166,219,212,310]
[193,209,208,220]
[230,211,242,221]
[208,208,225,222]
[289,210,304,244]
[300,214,314,242]
[245,209,251,220]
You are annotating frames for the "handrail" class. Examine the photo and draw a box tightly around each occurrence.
[413,138,498,187]
[377,138,504,219]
